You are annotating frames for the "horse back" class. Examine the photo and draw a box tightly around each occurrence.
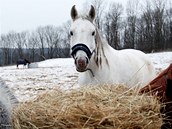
[122,49,155,80]
[108,48,156,86]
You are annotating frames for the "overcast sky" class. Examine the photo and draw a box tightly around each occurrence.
[0,0,127,35]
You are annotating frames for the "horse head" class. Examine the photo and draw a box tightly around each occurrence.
[70,5,96,72]
[24,59,31,64]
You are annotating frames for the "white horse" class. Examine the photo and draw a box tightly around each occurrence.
[70,5,156,87]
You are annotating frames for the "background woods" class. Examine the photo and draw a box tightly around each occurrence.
[0,0,172,66]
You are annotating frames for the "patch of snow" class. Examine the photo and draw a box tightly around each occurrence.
[148,52,172,74]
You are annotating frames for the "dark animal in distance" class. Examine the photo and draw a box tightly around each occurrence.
[16,59,30,68]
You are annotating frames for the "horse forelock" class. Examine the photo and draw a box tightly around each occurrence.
[75,15,94,23]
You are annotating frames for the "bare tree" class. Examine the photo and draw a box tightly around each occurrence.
[44,25,57,58]
[0,32,16,65]
[1,35,11,65]
[104,2,123,49]
[90,0,106,31]
[28,32,39,61]
[152,0,166,51]
[165,2,172,49]
[123,0,140,49]
[137,1,154,52]
[56,21,71,58]
[36,27,47,60]
[60,20,71,48]
[14,32,28,58]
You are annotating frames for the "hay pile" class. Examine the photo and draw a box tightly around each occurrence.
[12,85,162,129]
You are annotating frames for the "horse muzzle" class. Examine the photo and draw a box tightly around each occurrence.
[71,43,93,72]
[75,57,89,72]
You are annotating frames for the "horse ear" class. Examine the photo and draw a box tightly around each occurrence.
[71,5,78,21]
[89,5,96,21]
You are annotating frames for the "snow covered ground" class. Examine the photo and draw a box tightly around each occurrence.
[0,58,79,101]
[0,52,172,102]
[148,52,172,73]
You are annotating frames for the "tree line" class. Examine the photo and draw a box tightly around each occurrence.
[0,0,171,66]
[93,0,172,52]
[0,23,71,66]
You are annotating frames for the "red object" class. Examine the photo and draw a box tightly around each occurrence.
[140,63,172,129]
[140,63,172,102]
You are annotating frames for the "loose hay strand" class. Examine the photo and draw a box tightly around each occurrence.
[12,84,163,129]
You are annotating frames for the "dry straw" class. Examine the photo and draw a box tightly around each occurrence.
[12,84,162,129]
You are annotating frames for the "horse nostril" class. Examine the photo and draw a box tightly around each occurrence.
[86,57,89,64]
[78,59,86,67]
[74,57,78,64]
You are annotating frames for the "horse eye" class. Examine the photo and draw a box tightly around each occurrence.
[70,31,73,36]
[92,31,95,36]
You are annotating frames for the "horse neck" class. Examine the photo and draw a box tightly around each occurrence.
[24,59,30,64]
[95,28,114,50]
